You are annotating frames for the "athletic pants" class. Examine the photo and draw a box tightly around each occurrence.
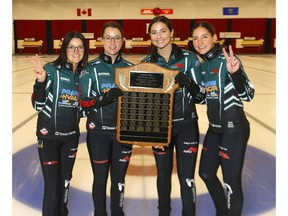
[87,132,132,216]
[199,126,250,216]
[37,137,79,216]
[153,122,199,216]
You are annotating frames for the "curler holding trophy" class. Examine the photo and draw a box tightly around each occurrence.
[115,62,179,147]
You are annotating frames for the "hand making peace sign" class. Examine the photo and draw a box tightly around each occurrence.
[29,54,46,82]
[222,45,240,74]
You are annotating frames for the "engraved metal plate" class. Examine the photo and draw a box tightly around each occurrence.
[115,62,179,147]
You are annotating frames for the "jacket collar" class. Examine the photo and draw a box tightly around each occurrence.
[199,43,222,62]
[150,43,184,63]
[99,49,123,64]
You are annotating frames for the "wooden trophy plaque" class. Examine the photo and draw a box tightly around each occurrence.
[115,62,179,147]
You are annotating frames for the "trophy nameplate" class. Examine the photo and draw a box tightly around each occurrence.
[115,62,179,147]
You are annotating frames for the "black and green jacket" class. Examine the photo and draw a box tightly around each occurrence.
[199,44,255,133]
[141,43,203,126]
[31,62,82,140]
[79,50,133,134]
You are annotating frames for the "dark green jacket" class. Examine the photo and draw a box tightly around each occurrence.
[142,43,202,126]
[31,62,82,140]
[79,50,133,134]
[200,44,255,133]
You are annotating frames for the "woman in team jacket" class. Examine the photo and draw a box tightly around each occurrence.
[142,15,205,216]
[30,31,89,216]
[78,22,134,216]
[191,21,255,216]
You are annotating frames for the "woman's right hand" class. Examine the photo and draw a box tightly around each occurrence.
[29,54,46,82]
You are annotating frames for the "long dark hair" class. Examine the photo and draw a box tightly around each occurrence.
[147,15,174,34]
[52,31,89,70]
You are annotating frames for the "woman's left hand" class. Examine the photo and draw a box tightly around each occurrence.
[223,45,240,74]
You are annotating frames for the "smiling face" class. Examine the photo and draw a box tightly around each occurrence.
[101,27,123,60]
[149,21,174,50]
[192,26,217,55]
[66,38,84,65]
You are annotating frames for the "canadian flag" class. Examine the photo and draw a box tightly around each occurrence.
[77,8,92,16]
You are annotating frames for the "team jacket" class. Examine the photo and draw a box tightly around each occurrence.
[199,43,255,133]
[141,43,203,126]
[79,50,133,134]
[31,62,83,140]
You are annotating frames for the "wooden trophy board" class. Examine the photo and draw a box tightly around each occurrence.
[115,62,179,147]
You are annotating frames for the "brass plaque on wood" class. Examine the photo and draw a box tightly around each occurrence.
[115,62,179,147]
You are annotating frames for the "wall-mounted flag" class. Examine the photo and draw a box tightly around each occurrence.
[77,8,92,16]
[223,7,239,15]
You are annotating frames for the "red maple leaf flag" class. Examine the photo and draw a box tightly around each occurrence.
[77,8,92,16]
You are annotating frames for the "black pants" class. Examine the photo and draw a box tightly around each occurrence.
[37,137,79,216]
[199,127,250,216]
[153,122,199,216]
[87,132,133,216]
